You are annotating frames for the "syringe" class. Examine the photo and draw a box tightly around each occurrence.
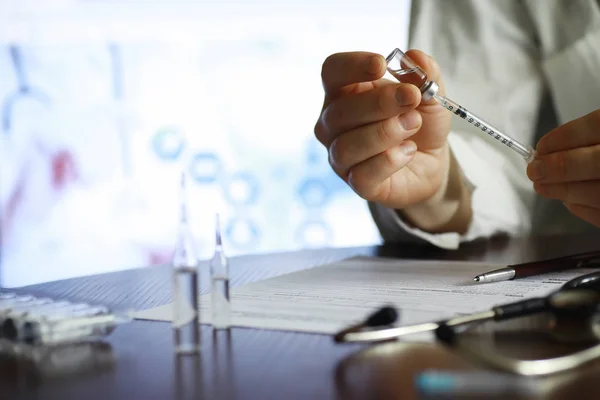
[385,48,536,163]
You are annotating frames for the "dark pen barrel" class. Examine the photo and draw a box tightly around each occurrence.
[513,250,600,278]
[493,297,547,320]
[513,260,580,278]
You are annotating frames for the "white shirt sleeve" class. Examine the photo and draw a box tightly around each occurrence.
[370,0,544,248]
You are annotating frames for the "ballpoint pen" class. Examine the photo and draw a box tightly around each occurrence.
[472,250,600,283]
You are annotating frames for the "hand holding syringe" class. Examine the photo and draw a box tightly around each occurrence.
[386,48,536,163]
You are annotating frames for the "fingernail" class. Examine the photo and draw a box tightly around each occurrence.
[400,141,417,155]
[399,111,421,130]
[365,55,383,76]
[395,87,415,106]
[528,160,545,181]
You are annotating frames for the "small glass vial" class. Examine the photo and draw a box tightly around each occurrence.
[385,48,439,101]
[210,213,231,330]
[171,172,201,355]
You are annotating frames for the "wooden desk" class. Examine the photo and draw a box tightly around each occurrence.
[4,234,600,399]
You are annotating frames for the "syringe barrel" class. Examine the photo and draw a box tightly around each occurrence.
[385,47,535,163]
[432,94,535,162]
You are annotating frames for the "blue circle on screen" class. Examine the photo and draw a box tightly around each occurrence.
[151,127,185,161]
[297,179,330,208]
[188,152,222,184]
[226,218,260,248]
[223,172,260,206]
[295,219,332,247]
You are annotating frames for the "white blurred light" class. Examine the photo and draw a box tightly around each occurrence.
[0,0,408,286]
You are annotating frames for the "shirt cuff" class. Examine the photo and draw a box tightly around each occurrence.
[368,201,462,249]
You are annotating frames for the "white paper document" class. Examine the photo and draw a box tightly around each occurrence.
[134,256,595,338]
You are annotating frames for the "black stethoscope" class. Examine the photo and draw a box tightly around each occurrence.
[334,271,600,375]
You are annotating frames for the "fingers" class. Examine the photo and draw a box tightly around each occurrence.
[329,110,423,178]
[530,110,600,229]
[534,181,600,208]
[321,52,386,100]
[313,48,449,207]
[347,141,418,201]
[404,49,445,100]
[527,145,600,184]
[536,110,600,155]
[316,83,421,146]
[563,202,600,227]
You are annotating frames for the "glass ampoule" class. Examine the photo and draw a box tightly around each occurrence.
[385,48,536,163]
[171,172,201,354]
[210,213,231,330]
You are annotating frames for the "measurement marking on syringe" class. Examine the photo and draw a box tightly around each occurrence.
[438,100,514,148]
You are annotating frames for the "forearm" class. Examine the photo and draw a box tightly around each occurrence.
[397,145,473,234]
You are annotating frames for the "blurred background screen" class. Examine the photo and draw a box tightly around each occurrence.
[0,0,410,287]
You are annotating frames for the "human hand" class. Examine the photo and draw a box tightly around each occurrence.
[313,50,452,210]
[527,110,600,226]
